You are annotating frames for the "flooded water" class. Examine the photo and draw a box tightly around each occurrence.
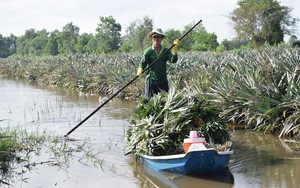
[1,79,300,188]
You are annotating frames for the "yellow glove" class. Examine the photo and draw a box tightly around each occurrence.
[171,39,180,54]
[137,67,143,77]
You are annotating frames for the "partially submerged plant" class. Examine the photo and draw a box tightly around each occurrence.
[126,87,231,158]
[0,127,105,186]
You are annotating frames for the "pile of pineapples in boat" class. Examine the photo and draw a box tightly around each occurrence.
[126,88,233,158]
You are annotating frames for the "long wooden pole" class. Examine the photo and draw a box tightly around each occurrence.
[65,20,202,137]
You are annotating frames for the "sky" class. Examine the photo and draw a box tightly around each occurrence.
[1,0,300,42]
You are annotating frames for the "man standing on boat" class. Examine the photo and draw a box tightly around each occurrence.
[137,28,179,100]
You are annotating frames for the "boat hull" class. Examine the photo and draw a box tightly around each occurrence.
[141,145,233,175]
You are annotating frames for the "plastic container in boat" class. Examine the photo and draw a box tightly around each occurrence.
[183,137,206,153]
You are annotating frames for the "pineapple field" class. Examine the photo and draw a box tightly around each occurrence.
[1,47,300,142]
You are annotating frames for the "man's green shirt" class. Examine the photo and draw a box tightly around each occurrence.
[139,45,178,85]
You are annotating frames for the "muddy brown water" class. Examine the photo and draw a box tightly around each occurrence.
[1,79,299,188]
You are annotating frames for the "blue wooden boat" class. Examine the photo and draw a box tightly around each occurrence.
[141,143,234,175]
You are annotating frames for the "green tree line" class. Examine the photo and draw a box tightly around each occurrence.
[0,16,220,58]
[0,0,299,58]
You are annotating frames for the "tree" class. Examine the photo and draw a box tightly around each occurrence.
[221,38,250,50]
[16,29,38,55]
[31,29,49,55]
[75,33,94,54]
[7,34,17,56]
[95,16,122,54]
[59,22,80,54]
[44,30,59,55]
[85,37,98,54]
[0,34,17,58]
[135,16,153,51]
[163,29,181,48]
[230,0,298,47]
[179,22,197,51]
[16,29,50,56]
[191,26,219,51]
[180,22,218,51]
[120,16,153,52]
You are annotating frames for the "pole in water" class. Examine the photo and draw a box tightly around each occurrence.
[64,19,202,137]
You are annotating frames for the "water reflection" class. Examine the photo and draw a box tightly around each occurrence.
[229,130,300,188]
[30,80,136,120]
[133,163,234,188]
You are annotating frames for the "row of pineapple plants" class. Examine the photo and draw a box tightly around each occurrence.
[0,54,143,99]
[210,48,300,137]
